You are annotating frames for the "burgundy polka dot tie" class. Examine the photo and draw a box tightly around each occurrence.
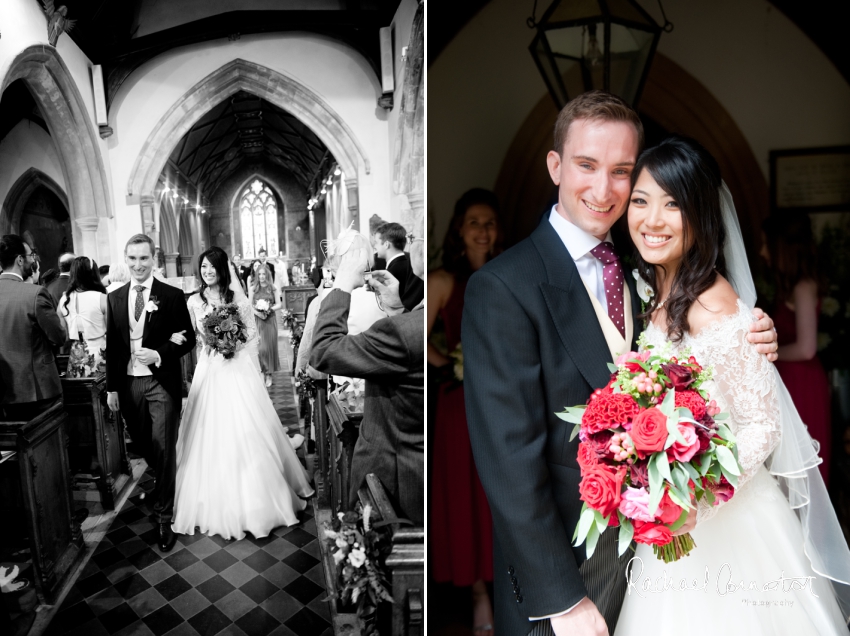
[590,242,625,338]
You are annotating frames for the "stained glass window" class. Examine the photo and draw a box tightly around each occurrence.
[239,179,279,259]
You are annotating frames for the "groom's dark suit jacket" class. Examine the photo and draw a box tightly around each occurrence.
[464,218,640,634]
[105,279,196,401]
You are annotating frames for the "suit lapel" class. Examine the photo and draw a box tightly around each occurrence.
[142,279,163,343]
[531,221,613,390]
[113,283,131,348]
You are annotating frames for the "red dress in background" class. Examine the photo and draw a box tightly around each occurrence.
[431,275,493,585]
[774,302,832,485]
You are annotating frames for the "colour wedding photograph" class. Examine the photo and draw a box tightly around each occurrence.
[427,1,850,635]
[0,1,424,635]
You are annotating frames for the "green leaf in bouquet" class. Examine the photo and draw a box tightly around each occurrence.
[714,444,741,476]
[666,418,687,446]
[715,422,735,441]
[647,453,666,515]
[668,506,690,532]
[607,362,619,373]
[667,485,690,510]
[617,515,634,556]
[556,407,585,425]
[713,411,730,421]
[659,388,676,418]
[672,464,691,498]
[585,522,600,559]
[698,452,713,476]
[574,506,596,547]
[628,359,650,372]
[593,508,608,536]
[656,450,673,484]
[704,488,716,507]
[682,461,701,483]
[572,503,586,541]
[569,423,581,442]
[719,464,739,489]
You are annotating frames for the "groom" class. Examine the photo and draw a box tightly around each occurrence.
[463,91,779,636]
[106,234,196,552]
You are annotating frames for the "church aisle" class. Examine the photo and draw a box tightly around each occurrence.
[41,323,331,636]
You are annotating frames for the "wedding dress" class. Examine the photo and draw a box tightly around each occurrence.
[172,294,314,540]
[614,301,847,635]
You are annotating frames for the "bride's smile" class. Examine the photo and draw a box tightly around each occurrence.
[628,170,690,272]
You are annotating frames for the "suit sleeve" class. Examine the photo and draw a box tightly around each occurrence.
[310,289,410,379]
[463,270,587,619]
[35,287,67,347]
[155,289,197,364]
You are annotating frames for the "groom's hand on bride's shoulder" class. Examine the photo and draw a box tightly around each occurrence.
[550,597,608,636]
[747,308,778,362]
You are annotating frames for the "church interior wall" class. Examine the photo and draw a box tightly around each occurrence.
[427,0,850,245]
[0,121,66,215]
[107,32,391,260]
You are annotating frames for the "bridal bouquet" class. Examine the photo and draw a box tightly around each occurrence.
[201,303,248,359]
[254,298,271,320]
[559,335,743,562]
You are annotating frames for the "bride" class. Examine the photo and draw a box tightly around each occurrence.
[614,136,849,634]
[172,247,314,540]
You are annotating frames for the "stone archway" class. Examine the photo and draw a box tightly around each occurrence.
[158,199,180,254]
[1,46,112,261]
[128,59,369,235]
[1,167,69,236]
[494,53,768,253]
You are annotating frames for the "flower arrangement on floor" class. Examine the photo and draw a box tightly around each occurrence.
[323,505,394,630]
[201,303,248,359]
[559,335,744,563]
[254,298,271,321]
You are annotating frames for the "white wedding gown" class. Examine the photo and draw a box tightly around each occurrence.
[172,294,314,540]
[615,301,847,635]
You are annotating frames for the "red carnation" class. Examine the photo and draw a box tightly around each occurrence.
[582,393,641,434]
[633,520,673,546]
[579,465,624,518]
[675,390,707,421]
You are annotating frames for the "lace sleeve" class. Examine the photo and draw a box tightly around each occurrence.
[694,312,782,525]
[238,298,258,344]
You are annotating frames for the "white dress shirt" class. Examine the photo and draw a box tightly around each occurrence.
[127,275,159,376]
[548,205,613,312]
[529,206,617,623]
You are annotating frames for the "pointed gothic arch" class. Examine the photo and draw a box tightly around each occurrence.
[127,59,369,236]
[1,167,69,236]
[1,46,112,260]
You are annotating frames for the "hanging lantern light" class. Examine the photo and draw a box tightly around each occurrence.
[528,0,671,109]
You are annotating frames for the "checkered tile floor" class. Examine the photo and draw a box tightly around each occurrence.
[42,321,331,636]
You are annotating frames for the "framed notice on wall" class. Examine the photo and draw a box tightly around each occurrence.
[770,145,850,212]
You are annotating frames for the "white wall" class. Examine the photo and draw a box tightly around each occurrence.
[0,121,66,205]
[107,32,391,259]
[428,0,850,244]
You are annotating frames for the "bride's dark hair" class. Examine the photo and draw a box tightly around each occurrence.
[631,136,726,342]
[198,247,234,306]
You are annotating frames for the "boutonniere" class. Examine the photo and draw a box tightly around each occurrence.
[633,269,654,315]
[146,296,159,321]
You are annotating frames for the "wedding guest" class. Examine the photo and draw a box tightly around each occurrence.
[0,235,67,421]
[762,214,832,484]
[375,222,424,311]
[430,188,502,634]
[58,256,108,360]
[310,240,424,526]
[106,262,131,293]
[39,267,59,290]
[257,247,275,281]
[99,264,112,287]
[369,213,387,270]
[47,251,75,305]
[249,264,282,387]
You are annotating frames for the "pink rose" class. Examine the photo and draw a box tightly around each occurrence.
[668,423,700,462]
[618,486,655,522]
[616,350,650,373]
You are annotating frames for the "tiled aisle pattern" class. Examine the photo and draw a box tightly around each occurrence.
[43,319,331,636]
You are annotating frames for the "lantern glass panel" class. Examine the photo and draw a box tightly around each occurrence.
[608,25,655,105]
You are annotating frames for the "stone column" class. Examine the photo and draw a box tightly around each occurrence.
[180,255,195,278]
[165,253,179,278]
[140,194,159,246]
[75,216,100,261]
[346,179,359,232]
[407,191,424,238]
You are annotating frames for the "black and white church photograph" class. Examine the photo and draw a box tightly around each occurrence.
[427,0,850,635]
[0,1,424,635]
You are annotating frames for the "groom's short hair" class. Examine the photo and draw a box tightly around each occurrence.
[553,90,644,155]
[125,233,154,255]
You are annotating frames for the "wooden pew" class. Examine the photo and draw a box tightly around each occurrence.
[0,402,84,603]
[61,374,131,510]
[325,394,361,517]
[358,473,424,636]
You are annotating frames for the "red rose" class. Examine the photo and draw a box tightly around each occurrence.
[661,363,696,390]
[577,442,599,470]
[655,490,684,524]
[630,408,669,454]
[582,393,641,434]
[579,465,624,518]
[632,520,673,546]
[674,390,707,421]
[703,475,735,504]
